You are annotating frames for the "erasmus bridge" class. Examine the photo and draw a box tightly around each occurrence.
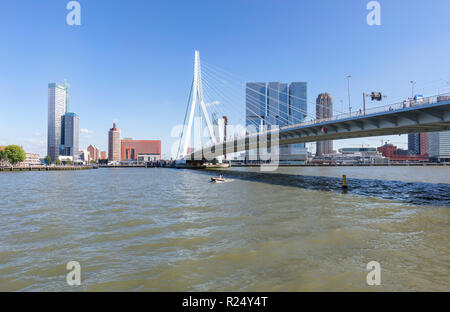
[176,51,450,167]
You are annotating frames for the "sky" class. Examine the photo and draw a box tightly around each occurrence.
[1,0,450,158]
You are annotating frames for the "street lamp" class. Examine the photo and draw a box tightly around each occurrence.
[410,81,416,99]
[346,75,352,116]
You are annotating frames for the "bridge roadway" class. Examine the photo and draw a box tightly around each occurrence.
[187,98,450,161]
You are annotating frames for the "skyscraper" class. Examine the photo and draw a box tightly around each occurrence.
[245,83,266,161]
[316,93,333,156]
[245,82,266,133]
[408,133,429,155]
[61,112,79,159]
[47,83,67,161]
[408,133,420,155]
[267,82,288,127]
[289,82,307,154]
[108,123,121,161]
[245,81,308,162]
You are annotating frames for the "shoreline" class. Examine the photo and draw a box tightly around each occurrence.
[0,166,96,172]
[232,163,450,167]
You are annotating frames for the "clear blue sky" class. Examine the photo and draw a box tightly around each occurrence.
[1,0,450,157]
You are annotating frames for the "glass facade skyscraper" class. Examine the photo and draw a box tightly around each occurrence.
[47,83,67,161]
[408,134,421,155]
[289,82,307,154]
[245,81,308,162]
[245,82,266,133]
[267,82,288,127]
[62,112,79,159]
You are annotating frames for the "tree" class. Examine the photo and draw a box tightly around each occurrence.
[4,145,26,166]
[44,155,51,165]
[66,159,72,165]
[0,149,5,166]
[55,159,61,165]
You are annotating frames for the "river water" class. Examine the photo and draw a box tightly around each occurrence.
[0,166,449,291]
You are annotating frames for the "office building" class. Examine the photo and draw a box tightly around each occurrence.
[378,143,429,162]
[245,83,266,162]
[121,140,161,162]
[244,81,308,163]
[408,133,429,155]
[47,83,68,161]
[316,93,333,156]
[289,82,308,155]
[429,131,450,161]
[87,144,100,161]
[108,123,121,161]
[267,82,288,127]
[79,149,89,163]
[245,82,266,133]
[61,112,79,159]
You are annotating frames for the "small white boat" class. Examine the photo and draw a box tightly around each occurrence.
[211,175,225,183]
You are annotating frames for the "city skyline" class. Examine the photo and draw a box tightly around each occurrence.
[1,1,450,157]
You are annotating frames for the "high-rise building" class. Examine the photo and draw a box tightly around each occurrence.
[245,83,266,162]
[267,82,288,127]
[316,93,333,156]
[408,134,420,155]
[268,82,289,157]
[87,144,100,161]
[245,81,308,163]
[108,123,121,161]
[245,82,266,133]
[408,133,429,155]
[61,112,79,159]
[100,151,107,159]
[429,131,450,161]
[289,82,307,155]
[47,83,68,161]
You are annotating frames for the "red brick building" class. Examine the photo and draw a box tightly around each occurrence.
[121,140,161,162]
[87,144,99,161]
[377,144,428,162]
[419,133,429,156]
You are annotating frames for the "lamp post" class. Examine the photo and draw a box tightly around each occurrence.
[410,81,416,99]
[346,75,352,116]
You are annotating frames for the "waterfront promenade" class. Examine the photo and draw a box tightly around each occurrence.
[0,165,96,172]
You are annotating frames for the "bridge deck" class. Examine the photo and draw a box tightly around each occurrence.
[187,98,450,161]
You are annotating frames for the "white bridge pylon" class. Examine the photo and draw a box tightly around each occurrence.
[182,51,218,158]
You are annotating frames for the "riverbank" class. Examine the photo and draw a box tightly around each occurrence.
[232,163,450,167]
[0,165,96,172]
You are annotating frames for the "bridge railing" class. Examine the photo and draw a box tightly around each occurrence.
[191,93,450,155]
[281,92,450,131]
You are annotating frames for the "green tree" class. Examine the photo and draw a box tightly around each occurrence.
[44,155,51,165]
[66,159,72,165]
[0,149,5,165]
[55,159,61,165]
[4,145,26,166]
